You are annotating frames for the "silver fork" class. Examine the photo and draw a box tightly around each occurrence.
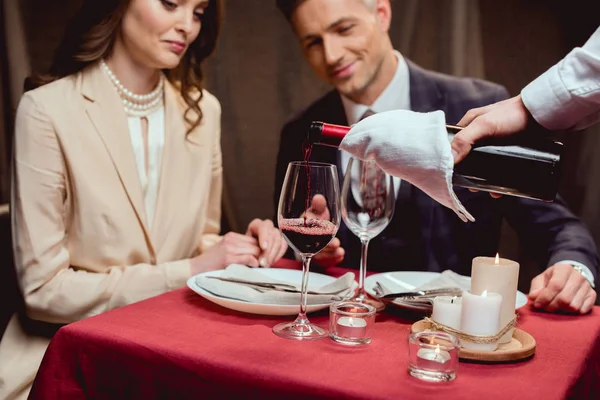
[373,281,463,300]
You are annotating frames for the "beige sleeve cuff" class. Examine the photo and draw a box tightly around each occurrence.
[165,258,192,289]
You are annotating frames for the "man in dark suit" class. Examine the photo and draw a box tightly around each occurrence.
[273,0,598,313]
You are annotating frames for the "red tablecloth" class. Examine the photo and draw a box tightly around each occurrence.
[30,262,600,400]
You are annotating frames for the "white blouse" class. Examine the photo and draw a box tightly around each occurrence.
[126,106,165,229]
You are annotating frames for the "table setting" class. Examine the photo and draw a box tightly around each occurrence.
[28,159,600,399]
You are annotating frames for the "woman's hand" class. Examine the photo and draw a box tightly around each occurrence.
[190,232,262,274]
[246,218,288,267]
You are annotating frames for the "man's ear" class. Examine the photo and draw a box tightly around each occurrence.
[374,0,392,32]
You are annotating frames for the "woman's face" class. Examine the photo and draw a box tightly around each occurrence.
[119,0,209,69]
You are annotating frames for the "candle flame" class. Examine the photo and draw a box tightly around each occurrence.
[482,290,488,297]
[495,253,500,265]
[435,344,440,354]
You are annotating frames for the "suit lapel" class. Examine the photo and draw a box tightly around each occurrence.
[407,60,448,262]
[80,63,151,238]
[312,91,347,169]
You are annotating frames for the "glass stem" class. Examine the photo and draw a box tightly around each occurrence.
[298,255,313,321]
[359,238,370,295]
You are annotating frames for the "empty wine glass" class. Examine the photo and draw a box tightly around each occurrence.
[274,161,341,340]
[341,157,395,309]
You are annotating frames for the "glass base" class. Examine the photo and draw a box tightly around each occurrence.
[330,333,372,346]
[350,291,386,312]
[408,366,456,382]
[272,321,328,341]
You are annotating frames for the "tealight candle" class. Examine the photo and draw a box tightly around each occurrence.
[431,296,462,330]
[336,316,367,338]
[417,344,451,364]
[329,301,376,345]
[408,331,459,382]
[460,290,502,351]
[471,254,519,343]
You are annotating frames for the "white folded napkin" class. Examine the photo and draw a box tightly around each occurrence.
[195,264,356,305]
[339,109,474,222]
[415,270,471,292]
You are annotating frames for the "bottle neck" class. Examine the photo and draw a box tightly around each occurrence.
[308,122,349,147]
[309,121,464,148]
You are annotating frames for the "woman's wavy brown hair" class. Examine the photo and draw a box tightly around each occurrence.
[25,0,222,132]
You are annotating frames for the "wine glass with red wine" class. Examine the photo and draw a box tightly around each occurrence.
[274,161,341,340]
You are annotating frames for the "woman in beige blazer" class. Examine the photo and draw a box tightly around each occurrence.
[0,0,288,398]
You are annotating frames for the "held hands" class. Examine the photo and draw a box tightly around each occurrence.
[528,263,596,314]
[303,194,345,266]
[190,219,287,274]
[245,218,288,268]
[451,95,531,164]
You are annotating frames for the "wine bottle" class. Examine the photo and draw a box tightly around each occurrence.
[307,121,563,202]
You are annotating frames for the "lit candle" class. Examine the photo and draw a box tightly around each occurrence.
[416,344,451,364]
[471,254,519,343]
[431,296,462,330]
[336,316,367,338]
[460,290,502,351]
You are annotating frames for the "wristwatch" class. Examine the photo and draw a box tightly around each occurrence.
[571,264,596,288]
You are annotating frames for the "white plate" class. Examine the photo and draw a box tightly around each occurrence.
[364,271,528,311]
[187,268,356,316]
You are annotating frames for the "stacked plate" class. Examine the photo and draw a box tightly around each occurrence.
[187,268,358,316]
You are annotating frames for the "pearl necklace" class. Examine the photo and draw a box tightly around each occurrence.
[100,59,164,117]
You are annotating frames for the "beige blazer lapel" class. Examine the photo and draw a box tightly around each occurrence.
[150,82,203,250]
[79,64,154,250]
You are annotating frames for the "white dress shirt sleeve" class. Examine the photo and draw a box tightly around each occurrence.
[556,260,596,288]
[521,26,600,130]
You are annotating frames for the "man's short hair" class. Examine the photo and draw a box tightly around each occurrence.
[275,0,307,21]
[276,0,376,21]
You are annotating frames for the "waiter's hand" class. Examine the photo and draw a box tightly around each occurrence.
[451,95,531,164]
[528,263,596,314]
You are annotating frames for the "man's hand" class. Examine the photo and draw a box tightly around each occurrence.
[528,263,596,314]
[303,194,344,266]
[312,237,345,267]
[303,194,331,221]
[451,95,531,164]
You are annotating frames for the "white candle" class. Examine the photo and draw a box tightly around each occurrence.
[417,344,451,364]
[460,290,502,351]
[471,254,519,343]
[431,296,462,330]
[336,316,367,338]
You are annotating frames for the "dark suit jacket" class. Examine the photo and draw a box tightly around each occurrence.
[274,60,599,286]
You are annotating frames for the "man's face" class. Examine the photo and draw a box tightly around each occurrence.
[291,0,391,101]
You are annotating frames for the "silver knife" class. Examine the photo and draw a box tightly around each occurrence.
[205,276,349,295]
[378,287,463,300]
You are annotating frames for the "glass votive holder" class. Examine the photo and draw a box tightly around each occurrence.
[329,301,376,346]
[408,331,460,382]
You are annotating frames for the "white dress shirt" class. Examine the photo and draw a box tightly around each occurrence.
[522,26,600,131]
[127,106,165,229]
[521,28,598,286]
[340,50,410,198]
